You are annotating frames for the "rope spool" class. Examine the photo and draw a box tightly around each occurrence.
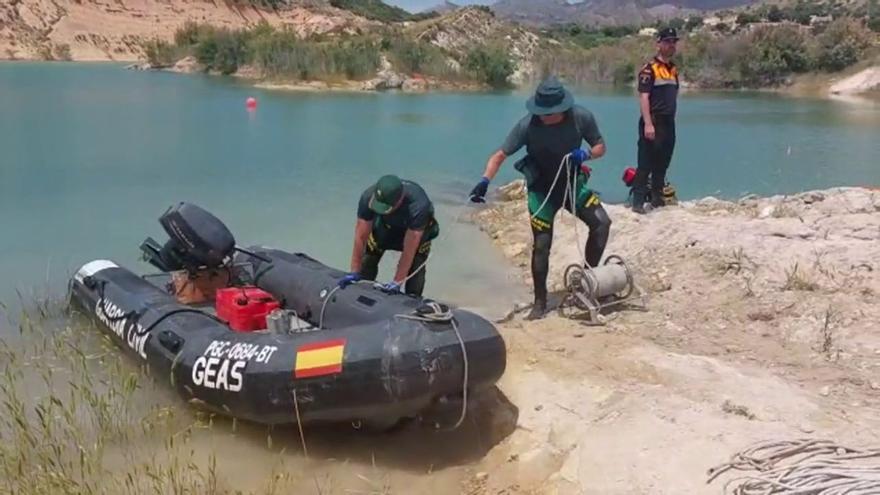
[561,255,642,324]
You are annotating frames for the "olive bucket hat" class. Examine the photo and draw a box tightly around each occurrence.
[526,76,575,116]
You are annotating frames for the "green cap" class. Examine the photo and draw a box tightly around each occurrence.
[369,175,404,214]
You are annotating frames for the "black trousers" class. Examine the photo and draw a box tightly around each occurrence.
[634,115,676,204]
[358,224,435,297]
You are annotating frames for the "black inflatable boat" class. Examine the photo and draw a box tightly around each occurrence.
[68,203,506,427]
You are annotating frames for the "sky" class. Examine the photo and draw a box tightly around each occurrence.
[386,0,494,13]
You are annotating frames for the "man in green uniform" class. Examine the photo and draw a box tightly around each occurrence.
[469,76,611,320]
[632,27,680,213]
[339,175,439,296]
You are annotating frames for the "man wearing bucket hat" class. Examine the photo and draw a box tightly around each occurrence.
[339,175,440,296]
[631,27,681,214]
[469,76,610,320]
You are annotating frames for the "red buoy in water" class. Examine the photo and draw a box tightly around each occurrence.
[246,97,257,110]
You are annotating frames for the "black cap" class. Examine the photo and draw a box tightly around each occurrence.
[657,27,679,42]
[369,175,404,214]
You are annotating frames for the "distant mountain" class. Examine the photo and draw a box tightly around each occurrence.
[491,0,761,26]
[422,1,460,14]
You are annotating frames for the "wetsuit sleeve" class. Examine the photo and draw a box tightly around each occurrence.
[500,117,529,156]
[638,64,655,93]
[357,188,375,222]
[575,108,604,147]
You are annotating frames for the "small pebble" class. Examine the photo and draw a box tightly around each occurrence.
[573,332,585,338]
[820,386,831,397]
[475,472,488,481]
[871,382,880,391]
[535,404,543,411]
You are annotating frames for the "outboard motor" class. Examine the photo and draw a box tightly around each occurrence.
[140,202,236,273]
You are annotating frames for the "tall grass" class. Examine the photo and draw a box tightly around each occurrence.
[0,301,301,494]
[147,22,383,80]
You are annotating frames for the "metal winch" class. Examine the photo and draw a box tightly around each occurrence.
[560,255,645,324]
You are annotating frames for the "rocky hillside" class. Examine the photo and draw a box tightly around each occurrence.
[0,0,372,61]
[408,6,543,84]
[491,0,761,26]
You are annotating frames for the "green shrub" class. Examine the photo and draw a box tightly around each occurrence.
[612,61,636,84]
[246,27,380,80]
[387,38,436,74]
[813,18,871,72]
[736,12,760,26]
[741,24,811,83]
[174,21,213,46]
[193,28,247,74]
[685,16,704,32]
[54,43,72,61]
[464,46,514,88]
[143,39,180,67]
[867,0,880,31]
[666,18,686,31]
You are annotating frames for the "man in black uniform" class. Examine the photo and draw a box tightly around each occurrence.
[339,175,439,296]
[632,27,680,214]
[469,76,611,320]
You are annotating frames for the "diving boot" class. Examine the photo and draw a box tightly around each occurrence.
[525,299,548,321]
[631,192,647,214]
[650,192,665,209]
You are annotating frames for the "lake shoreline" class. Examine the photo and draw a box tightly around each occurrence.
[466,180,880,494]
[4,58,874,99]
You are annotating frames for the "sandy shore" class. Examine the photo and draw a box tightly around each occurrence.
[458,181,880,494]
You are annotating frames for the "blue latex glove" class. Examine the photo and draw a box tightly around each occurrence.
[380,281,402,294]
[338,272,361,289]
[570,148,591,165]
[469,176,491,203]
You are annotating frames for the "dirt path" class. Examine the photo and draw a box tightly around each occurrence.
[458,182,880,494]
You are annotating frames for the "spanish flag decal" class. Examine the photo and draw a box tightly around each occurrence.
[294,339,346,378]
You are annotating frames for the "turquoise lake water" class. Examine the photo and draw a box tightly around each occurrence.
[2,62,880,320]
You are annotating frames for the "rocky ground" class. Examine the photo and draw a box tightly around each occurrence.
[456,181,880,494]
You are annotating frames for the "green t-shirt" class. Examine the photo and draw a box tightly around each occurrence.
[357,180,434,232]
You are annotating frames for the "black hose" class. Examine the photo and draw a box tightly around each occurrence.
[134,308,225,337]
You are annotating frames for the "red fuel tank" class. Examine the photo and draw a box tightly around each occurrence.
[216,286,280,332]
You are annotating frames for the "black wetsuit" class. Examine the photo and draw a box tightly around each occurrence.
[501,106,612,306]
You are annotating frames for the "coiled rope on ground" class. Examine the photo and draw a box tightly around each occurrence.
[707,439,880,494]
